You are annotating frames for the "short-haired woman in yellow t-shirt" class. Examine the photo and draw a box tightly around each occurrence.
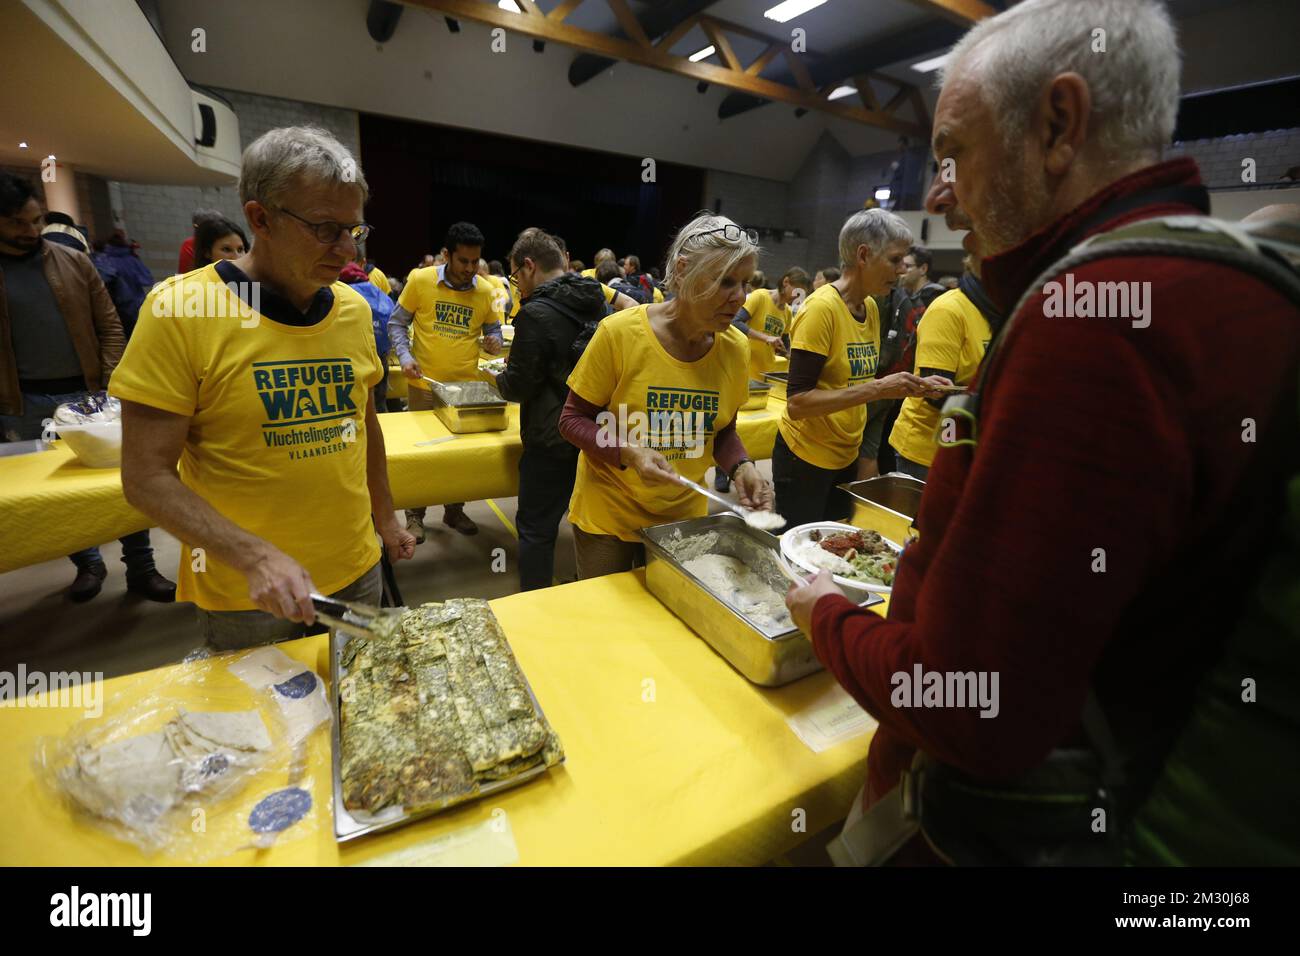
[775,209,951,527]
[559,213,776,580]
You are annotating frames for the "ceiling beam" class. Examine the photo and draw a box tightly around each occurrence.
[896,0,999,25]
[547,0,583,23]
[408,0,925,134]
[716,19,963,122]
[698,16,741,72]
[568,0,717,88]
[744,42,781,77]
[606,0,650,49]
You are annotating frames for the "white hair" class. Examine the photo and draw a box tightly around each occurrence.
[663,211,759,301]
[239,126,369,207]
[940,0,1181,160]
[838,208,912,270]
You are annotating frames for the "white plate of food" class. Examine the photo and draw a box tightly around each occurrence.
[780,522,902,594]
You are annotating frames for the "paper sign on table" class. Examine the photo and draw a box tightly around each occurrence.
[786,683,877,753]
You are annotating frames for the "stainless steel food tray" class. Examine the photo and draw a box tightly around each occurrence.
[762,371,789,401]
[838,474,925,543]
[329,622,562,842]
[742,379,771,411]
[428,381,509,434]
[640,513,882,686]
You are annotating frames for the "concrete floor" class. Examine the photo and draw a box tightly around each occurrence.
[0,462,772,681]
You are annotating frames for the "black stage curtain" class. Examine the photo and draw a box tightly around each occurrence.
[358,113,705,277]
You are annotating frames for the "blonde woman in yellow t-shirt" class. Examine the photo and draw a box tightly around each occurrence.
[559,213,776,579]
[775,209,951,527]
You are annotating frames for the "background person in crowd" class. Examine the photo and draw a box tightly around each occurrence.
[491,228,607,590]
[715,266,810,491]
[340,259,394,411]
[40,211,90,254]
[900,245,947,310]
[0,172,174,603]
[812,266,840,290]
[581,247,614,279]
[354,241,391,297]
[621,254,664,303]
[569,258,585,274]
[390,220,504,541]
[92,229,155,342]
[787,0,1300,866]
[114,126,414,650]
[478,257,513,316]
[177,207,223,273]
[774,209,949,528]
[888,248,1001,482]
[192,215,248,269]
[559,213,774,579]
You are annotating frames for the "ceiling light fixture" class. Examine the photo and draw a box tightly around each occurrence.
[911,52,951,74]
[689,45,716,62]
[764,0,829,24]
[497,0,521,11]
[827,85,856,101]
[18,142,28,148]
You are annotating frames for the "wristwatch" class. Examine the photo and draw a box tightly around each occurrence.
[728,458,754,481]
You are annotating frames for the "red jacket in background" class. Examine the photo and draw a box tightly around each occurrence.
[177,236,195,274]
[810,159,1300,805]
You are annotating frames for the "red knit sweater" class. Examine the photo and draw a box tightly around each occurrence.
[810,159,1300,805]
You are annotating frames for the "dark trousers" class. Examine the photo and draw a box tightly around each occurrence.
[1,388,157,577]
[772,432,859,528]
[516,444,579,590]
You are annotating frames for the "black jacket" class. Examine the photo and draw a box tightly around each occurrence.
[495,273,606,452]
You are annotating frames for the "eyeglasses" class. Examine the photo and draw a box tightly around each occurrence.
[275,207,372,245]
[509,263,525,283]
[688,224,759,245]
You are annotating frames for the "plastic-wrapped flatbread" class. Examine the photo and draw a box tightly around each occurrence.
[176,709,271,752]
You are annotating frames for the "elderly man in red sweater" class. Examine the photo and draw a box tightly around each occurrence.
[787,0,1300,865]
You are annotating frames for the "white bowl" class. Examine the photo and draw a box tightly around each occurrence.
[50,421,122,468]
[780,521,901,596]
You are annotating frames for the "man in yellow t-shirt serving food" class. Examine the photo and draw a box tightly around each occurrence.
[388,221,504,539]
[113,126,416,650]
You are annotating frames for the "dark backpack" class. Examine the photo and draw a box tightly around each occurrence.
[611,276,652,305]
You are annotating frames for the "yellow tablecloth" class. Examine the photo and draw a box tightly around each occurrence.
[0,572,874,866]
[0,406,782,574]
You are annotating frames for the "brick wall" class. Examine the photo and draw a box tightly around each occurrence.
[112,88,362,278]
[700,169,810,280]
[1164,127,1300,189]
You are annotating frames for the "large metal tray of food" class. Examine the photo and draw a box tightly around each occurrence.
[838,474,925,543]
[427,380,509,434]
[329,599,564,842]
[639,514,882,686]
[741,379,771,411]
[762,371,789,402]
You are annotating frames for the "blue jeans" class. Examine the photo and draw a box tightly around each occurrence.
[891,453,929,482]
[1,389,157,576]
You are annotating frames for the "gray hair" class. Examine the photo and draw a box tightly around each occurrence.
[663,211,760,301]
[239,126,369,208]
[838,208,912,270]
[941,0,1180,160]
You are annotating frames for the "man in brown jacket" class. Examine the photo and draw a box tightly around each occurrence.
[0,172,174,602]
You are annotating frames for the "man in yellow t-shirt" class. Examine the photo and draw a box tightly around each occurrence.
[774,209,948,526]
[113,125,414,649]
[389,221,503,538]
[888,281,994,480]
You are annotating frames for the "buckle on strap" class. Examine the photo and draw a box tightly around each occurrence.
[901,765,924,822]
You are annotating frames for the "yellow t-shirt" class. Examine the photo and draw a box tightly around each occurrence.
[368,266,391,295]
[109,265,383,611]
[888,288,991,467]
[741,288,792,380]
[581,268,598,279]
[567,306,749,541]
[397,267,501,381]
[777,283,881,471]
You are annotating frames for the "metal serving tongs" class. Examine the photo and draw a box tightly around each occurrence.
[420,375,461,395]
[310,592,395,640]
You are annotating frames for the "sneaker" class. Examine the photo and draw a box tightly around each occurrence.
[69,562,108,603]
[405,514,426,545]
[443,507,479,536]
[714,469,731,493]
[126,571,177,603]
